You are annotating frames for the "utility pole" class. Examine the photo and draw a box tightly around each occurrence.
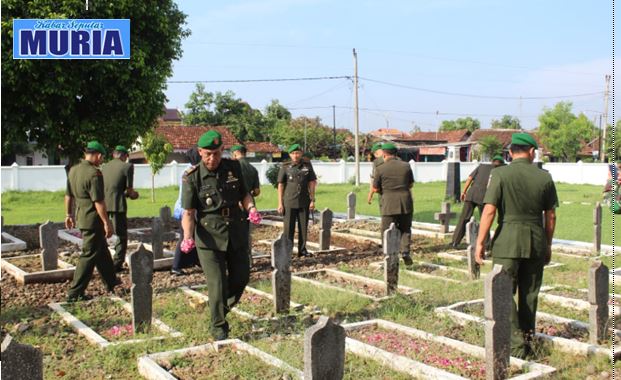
[353,48,360,186]
[332,105,336,149]
[602,74,611,162]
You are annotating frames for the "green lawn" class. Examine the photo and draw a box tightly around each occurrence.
[1,182,618,245]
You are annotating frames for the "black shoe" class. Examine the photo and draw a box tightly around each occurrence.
[297,249,310,258]
[171,269,185,276]
[66,294,93,303]
[402,254,413,266]
[106,277,123,292]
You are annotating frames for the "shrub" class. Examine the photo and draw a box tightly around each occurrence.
[266,164,281,188]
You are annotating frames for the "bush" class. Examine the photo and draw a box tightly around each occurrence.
[266,164,282,188]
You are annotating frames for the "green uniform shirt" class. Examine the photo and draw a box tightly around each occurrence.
[181,159,248,251]
[277,161,317,208]
[370,157,384,181]
[66,160,105,229]
[373,158,414,215]
[238,157,260,194]
[483,158,558,259]
[102,158,134,213]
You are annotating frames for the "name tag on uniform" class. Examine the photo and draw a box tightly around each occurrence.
[226,171,238,183]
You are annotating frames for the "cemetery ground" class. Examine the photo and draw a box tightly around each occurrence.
[2,181,619,245]
[1,218,617,379]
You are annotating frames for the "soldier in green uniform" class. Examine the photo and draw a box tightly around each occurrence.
[65,141,120,302]
[181,131,259,340]
[370,142,414,265]
[277,144,317,257]
[367,142,384,205]
[231,145,261,197]
[102,145,139,272]
[475,133,558,359]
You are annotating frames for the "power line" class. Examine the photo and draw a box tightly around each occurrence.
[359,76,605,100]
[167,76,351,84]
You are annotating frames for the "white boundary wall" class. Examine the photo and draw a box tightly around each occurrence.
[0,160,610,192]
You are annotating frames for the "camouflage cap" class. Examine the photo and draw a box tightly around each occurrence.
[198,130,223,149]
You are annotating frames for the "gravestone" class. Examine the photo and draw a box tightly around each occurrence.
[347,192,356,220]
[383,223,401,295]
[484,264,512,380]
[151,217,163,259]
[129,244,154,334]
[1,334,43,380]
[271,234,293,314]
[434,202,456,233]
[39,220,59,270]
[445,159,461,202]
[304,316,345,380]
[465,216,479,245]
[593,202,602,253]
[467,244,480,280]
[159,205,172,229]
[319,208,334,251]
[588,261,609,344]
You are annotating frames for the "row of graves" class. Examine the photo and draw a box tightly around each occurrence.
[1,194,618,379]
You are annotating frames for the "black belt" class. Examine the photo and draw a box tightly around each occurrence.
[200,207,240,219]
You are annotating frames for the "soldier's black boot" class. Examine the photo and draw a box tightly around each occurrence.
[298,249,310,258]
[401,253,413,266]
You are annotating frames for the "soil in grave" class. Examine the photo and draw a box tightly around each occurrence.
[4,254,48,273]
[545,287,621,308]
[62,297,156,342]
[348,325,523,380]
[160,346,297,379]
[193,287,278,319]
[252,334,414,380]
[407,263,471,281]
[296,271,386,298]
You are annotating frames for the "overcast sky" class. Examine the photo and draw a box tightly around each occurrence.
[164,0,616,133]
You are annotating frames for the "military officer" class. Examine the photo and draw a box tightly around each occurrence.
[181,130,259,340]
[102,145,139,272]
[475,133,558,359]
[370,142,414,265]
[302,151,314,163]
[367,142,384,205]
[231,144,261,197]
[277,144,317,257]
[450,155,505,247]
[65,141,120,302]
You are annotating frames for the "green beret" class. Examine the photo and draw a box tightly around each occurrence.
[492,155,504,163]
[114,145,128,153]
[371,142,383,153]
[198,130,223,149]
[287,143,302,153]
[303,152,313,159]
[86,140,106,155]
[230,144,244,152]
[511,133,538,149]
[381,142,397,151]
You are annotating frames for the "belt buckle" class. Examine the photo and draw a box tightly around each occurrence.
[221,208,230,217]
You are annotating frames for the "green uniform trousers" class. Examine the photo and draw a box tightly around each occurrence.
[381,213,412,255]
[197,240,250,337]
[67,227,117,299]
[108,212,128,269]
[493,256,544,358]
[283,207,309,255]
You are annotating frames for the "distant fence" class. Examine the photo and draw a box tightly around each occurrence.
[0,160,610,192]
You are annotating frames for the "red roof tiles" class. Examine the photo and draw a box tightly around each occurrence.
[155,124,240,150]
[244,141,281,153]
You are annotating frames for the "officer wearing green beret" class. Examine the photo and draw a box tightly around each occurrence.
[181,130,258,340]
[450,154,505,247]
[367,142,384,205]
[370,142,415,265]
[277,144,317,257]
[475,132,558,359]
[65,141,120,301]
[302,151,314,163]
[102,145,139,272]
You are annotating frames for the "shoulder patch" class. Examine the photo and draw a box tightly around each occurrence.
[184,164,199,176]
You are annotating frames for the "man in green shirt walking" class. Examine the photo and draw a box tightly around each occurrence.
[65,141,121,302]
[475,133,558,359]
[102,145,139,272]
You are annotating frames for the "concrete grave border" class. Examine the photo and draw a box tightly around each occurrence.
[369,261,468,284]
[1,254,75,285]
[1,231,27,252]
[137,338,303,380]
[540,285,620,317]
[48,296,182,349]
[436,251,565,270]
[292,268,421,302]
[256,239,347,255]
[180,285,305,323]
[342,319,556,380]
[435,299,619,360]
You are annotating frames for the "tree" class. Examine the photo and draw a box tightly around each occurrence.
[1,0,189,163]
[537,102,596,162]
[439,117,480,133]
[491,115,522,130]
[476,136,504,161]
[141,131,173,202]
[605,121,621,162]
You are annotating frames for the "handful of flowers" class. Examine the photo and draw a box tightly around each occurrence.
[248,209,262,225]
[180,238,196,253]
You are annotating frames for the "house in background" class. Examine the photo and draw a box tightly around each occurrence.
[391,129,471,162]
[468,129,545,162]
[160,107,183,124]
[243,141,281,162]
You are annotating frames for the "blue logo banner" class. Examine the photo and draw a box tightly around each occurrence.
[13,19,130,59]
